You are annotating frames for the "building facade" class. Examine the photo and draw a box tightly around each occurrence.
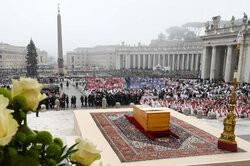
[65,15,249,83]
[201,15,250,83]
[66,41,202,72]
[115,41,202,71]
[66,45,117,70]
[0,42,48,69]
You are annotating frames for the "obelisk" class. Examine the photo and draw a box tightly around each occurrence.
[57,4,64,76]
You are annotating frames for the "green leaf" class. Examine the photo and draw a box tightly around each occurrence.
[61,149,78,159]
[55,143,79,164]
[66,142,79,153]
[55,145,66,162]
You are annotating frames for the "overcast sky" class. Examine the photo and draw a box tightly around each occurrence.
[0,0,249,57]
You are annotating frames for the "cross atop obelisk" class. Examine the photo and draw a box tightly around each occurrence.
[57,3,64,76]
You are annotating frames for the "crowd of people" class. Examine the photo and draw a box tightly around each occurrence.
[0,69,23,89]
[67,77,249,119]
[2,68,249,120]
[107,69,199,79]
[138,79,249,119]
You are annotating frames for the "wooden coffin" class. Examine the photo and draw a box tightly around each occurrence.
[133,105,170,131]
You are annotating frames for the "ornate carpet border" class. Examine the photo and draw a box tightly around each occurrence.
[90,111,246,163]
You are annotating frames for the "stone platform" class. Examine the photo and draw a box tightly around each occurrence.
[68,107,250,166]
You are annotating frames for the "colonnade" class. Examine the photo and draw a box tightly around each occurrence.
[201,45,237,82]
[116,53,201,72]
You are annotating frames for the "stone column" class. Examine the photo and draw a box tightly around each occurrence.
[133,54,136,68]
[201,48,208,79]
[185,54,188,70]
[195,54,199,71]
[188,54,191,70]
[128,54,131,69]
[224,45,233,82]
[168,54,170,69]
[169,55,172,70]
[130,54,133,68]
[155,54,158,66]
[172,55,175,70]
[163,54,166,67]
[141,54,143,69]
[171,54,175,71]
[174,54,176,71]
[154,54,158,66]
[130,55,133,68]
[172,54,176,71]
[210,46,217,80]
[171,54,174,71]
[183,54,186,70]
[136,54,138,68]
[159,54,162,66]
[152,54,155,67]
[158,54,161,66]
[157,54,159,66]
[116,54,120,70]
[187,54,190,70]
[143,55,145,69]
[148,54,151,69]
[143,54,146,69]
[182,54,185,70]
[237,43,244,81]
[176,54,180,70]
[138,54,141,69]
[166,54,168,68]
[179,54,182,70]
[188,54,191,71]
[183,54,185,70]
[153,54,156,67]
[190,54,194,71]
[125,54,129,69]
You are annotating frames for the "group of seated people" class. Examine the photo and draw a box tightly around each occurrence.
[67,77,249,119]
[107,69,199,79]
[139,79,249,118]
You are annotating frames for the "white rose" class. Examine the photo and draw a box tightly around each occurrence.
[11,77,47,111]
[0,95,19,146]
[70,138,101,166]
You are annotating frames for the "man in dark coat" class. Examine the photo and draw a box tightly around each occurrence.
[73,96,77,108]
[84,95,88,107]
[88,95,91,107]
[71,96,74,107]
[66,95,69,108]
[80,95,84,107]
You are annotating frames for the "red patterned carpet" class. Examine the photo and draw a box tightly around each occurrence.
[91,112,244,162]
